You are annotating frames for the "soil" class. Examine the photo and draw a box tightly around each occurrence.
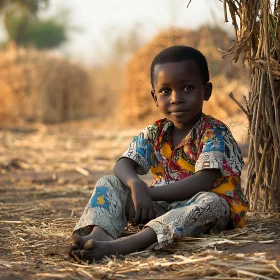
[0,122,279,279]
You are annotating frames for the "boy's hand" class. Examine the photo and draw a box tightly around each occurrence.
[129,180,156,225]
[126,194,136,223]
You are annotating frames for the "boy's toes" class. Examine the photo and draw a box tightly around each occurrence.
[84,239,95,250]
[69,244,78,256]
[72,233,83,245]
[72,249,82,261]
[69,234,84,259]
[80,250,95,263]
[68,246,82,262]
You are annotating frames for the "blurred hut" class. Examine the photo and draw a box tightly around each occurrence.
[121,26,248,125]
[0,46,94,124]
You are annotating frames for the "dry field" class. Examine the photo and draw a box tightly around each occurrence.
[0,121,280,280]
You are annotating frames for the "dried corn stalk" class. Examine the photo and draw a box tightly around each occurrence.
[221,0,280,211]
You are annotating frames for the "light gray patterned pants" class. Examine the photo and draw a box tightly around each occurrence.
[74,175,230,249]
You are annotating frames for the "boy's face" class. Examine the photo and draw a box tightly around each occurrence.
[151,60,212,130]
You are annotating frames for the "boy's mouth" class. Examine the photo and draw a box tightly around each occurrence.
[170,109,189,115]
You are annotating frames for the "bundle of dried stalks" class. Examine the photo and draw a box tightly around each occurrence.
[0,46,94,124]
[220,1,280,211]
[121,26,248,125]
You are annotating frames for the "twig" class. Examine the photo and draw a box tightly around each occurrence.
[228,92,248,115]
[0,220,24,224]
[75,166,89,176]
[224,0,229,22]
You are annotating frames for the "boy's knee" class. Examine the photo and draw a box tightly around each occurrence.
[205,193,230,218]
[100,175,120,182]
[96,175,121,185]
[204,192,220,202]
[96,175,128,193]
[196,192,228,208]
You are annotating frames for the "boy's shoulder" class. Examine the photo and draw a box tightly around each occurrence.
[199,114,230,132]
[145,118,171,130]
[153,118,170,127]
[137,118,170,139]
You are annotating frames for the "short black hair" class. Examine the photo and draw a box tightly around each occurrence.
[150,46,209,87]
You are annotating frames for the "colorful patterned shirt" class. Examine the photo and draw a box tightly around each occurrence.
[121,114,248,228]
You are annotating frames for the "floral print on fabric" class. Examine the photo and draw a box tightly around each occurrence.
[74,175,130,239]
[121,114,248,228]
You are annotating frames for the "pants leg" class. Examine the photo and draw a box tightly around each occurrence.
[73,175,130,239]
[146,192,230,249]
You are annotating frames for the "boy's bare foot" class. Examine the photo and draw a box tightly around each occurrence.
[79,227,158,262]
[69,226,113,258]
[80,239,121,262]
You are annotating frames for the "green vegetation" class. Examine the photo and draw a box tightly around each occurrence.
[0,0,49,14]
[5,13,67,48]
[0,0,68,49]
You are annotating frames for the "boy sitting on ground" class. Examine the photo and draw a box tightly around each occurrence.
[70,46,248,262]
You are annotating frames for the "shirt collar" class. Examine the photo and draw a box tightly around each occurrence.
[163,113,205,148]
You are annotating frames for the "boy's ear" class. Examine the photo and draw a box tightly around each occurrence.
[151,90,158,106]
[204,82,212,101]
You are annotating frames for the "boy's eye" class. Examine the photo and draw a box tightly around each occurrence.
[159,88,171,95]
[184,85,193,91]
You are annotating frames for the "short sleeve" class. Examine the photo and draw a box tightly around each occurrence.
[195,128,243,176]
[119,125,155,175]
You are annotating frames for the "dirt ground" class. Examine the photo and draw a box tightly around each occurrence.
[0,121,280,280]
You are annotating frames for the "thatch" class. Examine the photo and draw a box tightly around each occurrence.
[220,1,280,211]
[121,26,248,125]
[0,45,94,124]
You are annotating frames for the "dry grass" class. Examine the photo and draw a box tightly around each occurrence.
[1,205,280,279]
[0,45,94,124]
[0,124,279,279]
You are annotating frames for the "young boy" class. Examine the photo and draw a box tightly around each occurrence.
[70,46,248,262]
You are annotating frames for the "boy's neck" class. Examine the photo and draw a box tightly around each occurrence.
[171,112,203,148]
[172,111,202,134]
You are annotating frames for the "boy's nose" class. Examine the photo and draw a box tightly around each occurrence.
[170,91,184,104]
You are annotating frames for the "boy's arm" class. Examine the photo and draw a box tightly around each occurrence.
[148,169,218,202]
[113,158,156,224]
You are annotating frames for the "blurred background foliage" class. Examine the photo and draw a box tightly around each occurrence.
[0,0,67,49]
[5,13,67,49]
[0,0,48,15]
